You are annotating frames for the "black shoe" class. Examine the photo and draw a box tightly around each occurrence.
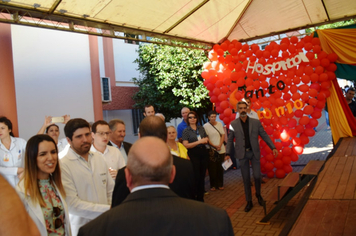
[244,201,253,212]
[256,194,265,206]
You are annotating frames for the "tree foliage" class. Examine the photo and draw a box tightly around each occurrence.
[305,19,356,33]
[132,40,212,121]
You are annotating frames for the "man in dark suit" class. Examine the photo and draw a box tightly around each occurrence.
[226,100,278,212]
[108,119,132,164]
[111,116,195,207]
[79,137,234,236]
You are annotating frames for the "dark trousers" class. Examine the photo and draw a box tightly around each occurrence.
[239,150,261,201]
[208,153,224,188]
[188,146,209,202]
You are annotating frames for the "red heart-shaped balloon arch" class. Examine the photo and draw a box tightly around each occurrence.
[201,35,338,178]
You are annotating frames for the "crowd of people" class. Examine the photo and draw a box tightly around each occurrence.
[9,95,345,235]
[0,105,238,236]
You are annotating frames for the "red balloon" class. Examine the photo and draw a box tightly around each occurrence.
[290,153,299,162]
[311,110,322,119]
[282,156,291,165]
[292,137,301,145]
[221,86,229,93]
[282,147,292,156]
[300,135,309,145]
[265,154,274,162]
[219,101,229,110]
[292,145,304,155]
[299,84,309,93]
[304,128,316,137]
[274,159,284,169]
[218,93,227,101]
[210,95,218,103]
[267,170,275,178]
[284,165,293,174]
[321,58,330,67]
[311,59,320,67]
[265,126,274,135]
[294,110,303,118]
[299,116,310,125]
[327,53,338,62]
[302,74,311,83]
[289,129,298,138]
[280,130,290,142]
[264,162,274,171]
[310,73,319,83]
[296,124,304,133]
[275,142,283,150]
[223,108,232,117]
[309,118,318,127]
[288,118,297,128]
[292,93,301,101]
[290,36,299,44]
[276,169,286,179]
[303,105,314,115]
[273,130,281,139]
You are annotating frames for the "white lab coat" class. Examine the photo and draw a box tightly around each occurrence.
[16,180,72,236]
[60,148,114,236]
[0,137,26,187]
[90,145,126,171]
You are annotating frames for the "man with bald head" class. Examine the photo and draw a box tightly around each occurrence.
[78,137,233,236]
[111,116,195,207]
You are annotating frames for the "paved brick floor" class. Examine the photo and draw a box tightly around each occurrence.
[204,124,333,235]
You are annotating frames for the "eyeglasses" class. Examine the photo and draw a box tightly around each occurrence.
[188,116,196,119]
[53,206,64,229]
[96,132,111,137]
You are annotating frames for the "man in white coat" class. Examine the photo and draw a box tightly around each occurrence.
[90,120,125,179]
[60,118,114,236]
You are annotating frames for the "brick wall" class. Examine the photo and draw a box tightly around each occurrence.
[102,86,139,110]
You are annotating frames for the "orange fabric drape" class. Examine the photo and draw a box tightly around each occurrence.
[327,80,353,144]
[317,29,356,64]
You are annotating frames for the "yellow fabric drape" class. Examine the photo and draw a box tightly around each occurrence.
[327,82,353,144]
[317,29,356,64]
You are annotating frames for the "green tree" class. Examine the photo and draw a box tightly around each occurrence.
[132,40,211,122]
[305,19,356,34]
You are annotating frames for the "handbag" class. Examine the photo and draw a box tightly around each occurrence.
[209,147,220,162]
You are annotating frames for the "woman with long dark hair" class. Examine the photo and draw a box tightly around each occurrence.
[182,111,209,201]
[0,116,27,187]
[16,134,71,236]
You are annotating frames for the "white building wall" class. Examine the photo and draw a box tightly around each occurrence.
[11,25,94,140]
[112,40,140,86]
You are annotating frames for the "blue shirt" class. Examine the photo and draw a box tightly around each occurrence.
[177,120,188,139]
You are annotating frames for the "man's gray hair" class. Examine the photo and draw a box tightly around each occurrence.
[108,119,125,131]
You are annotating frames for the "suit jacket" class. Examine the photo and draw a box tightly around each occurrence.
[108,141,132,155]
[79,188,233,236]
[16,180,72,236]
[111,155,195,207]
[226,117,275,160]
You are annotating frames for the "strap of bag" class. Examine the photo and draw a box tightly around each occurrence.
[209,122,222,136]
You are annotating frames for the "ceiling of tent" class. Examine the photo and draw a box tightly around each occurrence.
[0,0,355,49]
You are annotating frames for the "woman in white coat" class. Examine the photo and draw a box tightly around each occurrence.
[17,134,71,236]
[37,116,70,156]
[0,116,26,187]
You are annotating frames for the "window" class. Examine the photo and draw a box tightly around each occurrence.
[101,77,112,102]
[132,109,144,135]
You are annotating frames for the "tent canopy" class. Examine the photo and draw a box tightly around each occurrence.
[1,0,356,48]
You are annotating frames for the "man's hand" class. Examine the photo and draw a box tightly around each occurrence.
[109,168,117,179]
[272,149,279,157]
[224,155,231,161]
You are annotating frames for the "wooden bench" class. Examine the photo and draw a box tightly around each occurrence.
[267,172,300,202]
[299,160,325,176]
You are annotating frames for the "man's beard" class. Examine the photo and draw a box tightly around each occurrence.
[240,112,247,118]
